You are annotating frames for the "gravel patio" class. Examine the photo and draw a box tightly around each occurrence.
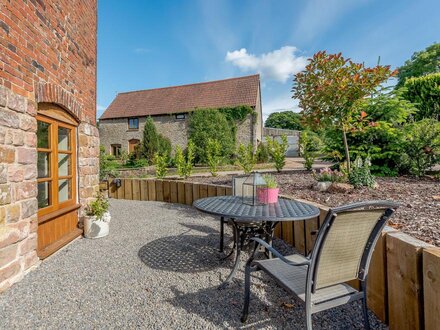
[0,199,385,329]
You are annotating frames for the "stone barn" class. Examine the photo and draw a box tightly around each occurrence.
[0,1,98,291]
[99,74,263,156]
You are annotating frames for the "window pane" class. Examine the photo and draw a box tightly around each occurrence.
[37,152,50,178]
[37,121,50,148]
[37,181,51,208]
[58,127,70,150]
[58,153,70,176]
[58,179,71,203]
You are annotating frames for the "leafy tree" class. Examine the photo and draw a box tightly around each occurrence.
[397,43,440,87]
[267,135,289,172]
[299,130,323,170]
[174,141,195,179]
[140,117,171,163]
[265,111,303,130]
[206,139,222,176]
[255,142,270,163]
[236,143,256,174]
[399,119,440,177]
[188,109,235,164]
[293,51,396,171]
[403,73,440,120]
[154,152,169,179]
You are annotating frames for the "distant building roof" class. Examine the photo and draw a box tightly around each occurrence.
[100,74,260,119]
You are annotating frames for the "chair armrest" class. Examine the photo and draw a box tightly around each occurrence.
[250,238,310,267]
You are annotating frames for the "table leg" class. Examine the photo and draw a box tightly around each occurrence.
[219,221,241,289]
[219,216,224,252]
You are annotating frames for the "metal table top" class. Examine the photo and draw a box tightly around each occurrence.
[193,196,320,222]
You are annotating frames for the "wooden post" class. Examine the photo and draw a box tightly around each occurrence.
[225,187,232,196]
[162,180,171,203]
[132,179,140,200]
[170,181,178,203]
[423,248,440,330]
[192,183,200,202]
[116,179,124,199]
[282,222,294,246]
[184,183,193,205]
[140,179,149,201]
[155,180,164,202]
[367,226,397,324]
[124,179,133,200]
[147,180,156,201]
[109,181,117,198]
[387,232,431,330]
[293,221,305,254]
[177,181,185,204]
[199,184,208,198]
[216,186,226,196]
[207,185,216,197]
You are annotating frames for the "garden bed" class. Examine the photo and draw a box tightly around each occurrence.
[187,171,440,246]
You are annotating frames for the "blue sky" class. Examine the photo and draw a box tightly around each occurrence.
[97,0,439,120]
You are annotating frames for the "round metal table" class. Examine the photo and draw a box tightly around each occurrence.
[193,196,320,288]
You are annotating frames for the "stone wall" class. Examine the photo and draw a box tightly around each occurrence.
[0,0,98,292]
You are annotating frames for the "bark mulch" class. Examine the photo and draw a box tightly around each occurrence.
[188,171,440,247]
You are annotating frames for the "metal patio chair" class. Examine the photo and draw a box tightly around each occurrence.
[241,200,399,330]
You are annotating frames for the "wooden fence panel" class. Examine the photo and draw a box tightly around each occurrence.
[423,248,440,330]
[140,180,149,201]
[184,183,193,205]
[132,179,141,200]
[281,222,294,245]
[177,182,185,204]
[109,181,117,198]
[387,232,431,330]
[170,181,178,203]
[147,180,156,201]
[225,187,232,196]
[216,186,226,196]
[199,184,208,198]
[155,180,164,202]
[207,185,217,197]
[124,179,132,200]
[293,221,306,254]
[192,183,200,202]
[163,180,171,203]
[116,180,124,199]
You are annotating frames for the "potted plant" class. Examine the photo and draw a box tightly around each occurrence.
[84,194,111,239]
[257,174,280,204]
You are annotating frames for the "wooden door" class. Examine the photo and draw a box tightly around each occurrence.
[128,139,140,153]
[36,104,82,259]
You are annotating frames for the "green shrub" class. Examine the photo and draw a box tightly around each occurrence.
[236,143,256,174]
[188,109,235,164]
[206,139,222,176]
[399,119,440,177]
[312,168,346,182]
[86,194,109,220]
[140,117,171,163]
[262,174,278,188]
[154,152,169,179]
[174,140,195,179]
[299,130,322,170]
[349,157,376,188]
[99,146,118,181]
[267,135,288,172]
[403,73,440,120]
[256,142,270,163]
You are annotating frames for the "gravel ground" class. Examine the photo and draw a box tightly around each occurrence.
[0,200,385,329]
[187,171,440,247]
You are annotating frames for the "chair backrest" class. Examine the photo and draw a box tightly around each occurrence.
[309,201,398,291]
[232,175,248,197]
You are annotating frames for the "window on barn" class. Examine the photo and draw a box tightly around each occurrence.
[111,144,122,158]
[175,113,186,120]
[128,117,139,129]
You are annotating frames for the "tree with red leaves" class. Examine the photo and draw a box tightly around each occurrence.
[293,51,397,171]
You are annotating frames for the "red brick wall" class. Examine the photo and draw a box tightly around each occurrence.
[0,0,97,123]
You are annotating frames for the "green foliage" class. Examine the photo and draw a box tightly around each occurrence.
[312,168,346,182]
[218,105,254,122]
[403,73,440,120]
[174,141,195,179]
[265,111,303,130]
[349,157,376,188]
[236,143,256,174]
[262,174,278,188]
[188,109,235,164]
[256,142,270,163]
[206,139,222,176]
[86,194,109,220]
[293,51,396,169]
[140,117,171,163]
[299,130,323,170]
[267,135,288,172]
[397,42,440,87]
[399,119,440,177]
[153,152,169,179]
[99,146,118,181]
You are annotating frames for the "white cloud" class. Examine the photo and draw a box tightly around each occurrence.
[225,46,307,83]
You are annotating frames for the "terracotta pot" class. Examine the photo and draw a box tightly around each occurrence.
[257,188,279,204]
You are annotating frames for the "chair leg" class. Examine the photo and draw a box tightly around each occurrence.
[361,281,371,330]
[241,260,252,323]
[305,310,313,330]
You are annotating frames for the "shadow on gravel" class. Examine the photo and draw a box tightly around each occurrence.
[138,233,224,272]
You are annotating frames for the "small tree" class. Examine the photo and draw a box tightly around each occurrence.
[206,139,222,176]
[236,143,256,174]
[154,152,169,179]
[267,135,288,172]
[140,117,171,163]
[299,130,322,170]
[174,141,195,179]
[293,51,396,171]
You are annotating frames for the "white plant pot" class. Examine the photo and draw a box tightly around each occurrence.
[84,212,111,239]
